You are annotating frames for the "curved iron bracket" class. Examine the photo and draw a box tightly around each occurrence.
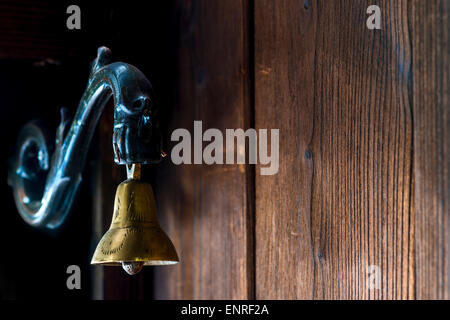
[7,46,162,229]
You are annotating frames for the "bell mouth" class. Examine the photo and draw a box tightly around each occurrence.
[92,259,178,275]
[91,259,178,275]
[92,260,179,266]
[90,225,180,270]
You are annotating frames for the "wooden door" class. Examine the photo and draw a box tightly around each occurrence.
[2,0,447,300]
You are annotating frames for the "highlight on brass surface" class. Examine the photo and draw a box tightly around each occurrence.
[91,164,179,275]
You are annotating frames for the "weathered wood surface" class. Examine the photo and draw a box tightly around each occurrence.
[411,0,450,300]
[255,0,415,299]
[153,0,254,299]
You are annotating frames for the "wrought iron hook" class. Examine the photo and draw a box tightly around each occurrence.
[7,47,162,229]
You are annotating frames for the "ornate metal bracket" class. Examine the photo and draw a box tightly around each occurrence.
[7,47,162,229]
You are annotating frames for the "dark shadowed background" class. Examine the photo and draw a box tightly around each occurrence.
[0,0,177,299]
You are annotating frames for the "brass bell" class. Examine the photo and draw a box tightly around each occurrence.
[91,164,179,275]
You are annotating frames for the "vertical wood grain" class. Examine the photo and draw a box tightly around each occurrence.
[153,0,254,299]
[410,0,450,300]
[255,0,414,299]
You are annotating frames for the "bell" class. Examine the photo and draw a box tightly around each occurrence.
[91,164,179,275]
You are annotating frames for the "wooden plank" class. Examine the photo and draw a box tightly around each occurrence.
[255,0,414,299]
[153,0,254,299]
[410,0,450,300]
[87,1,176,300]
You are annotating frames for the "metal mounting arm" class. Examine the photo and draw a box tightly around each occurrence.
[7,47,162,229]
